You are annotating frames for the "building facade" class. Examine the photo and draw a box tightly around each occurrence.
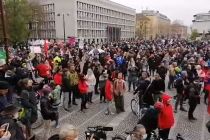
[170,23,188,39]
[192,11,210,34]
[30,0,136,43]
[137,10,171,39]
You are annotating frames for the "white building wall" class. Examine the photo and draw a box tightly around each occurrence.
[38,0,136,42]
[192,21,210,34]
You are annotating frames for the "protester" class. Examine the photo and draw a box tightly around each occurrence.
[138,102,163,140]
[62,68,71,110]
[40,88,59,140]
[78,74,88,112]
[0,105,26,140]
[86,68,96,103]
[158,93,174,140]
[18,78,37,139]
[113,72,126,113]
[187,82,200,121]
[105,75,114,115]
[0,81,10,112]
[99,70,108,103]
[69,65,79,105]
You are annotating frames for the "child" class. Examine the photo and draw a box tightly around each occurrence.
[105,75,114,115]
[78,74,88,112]
[48,82,61,128]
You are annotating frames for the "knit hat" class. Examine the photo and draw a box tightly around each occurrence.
[0,81,9,90]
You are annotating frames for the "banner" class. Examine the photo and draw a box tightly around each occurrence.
[30,46,42,54]
[68,36,76,46]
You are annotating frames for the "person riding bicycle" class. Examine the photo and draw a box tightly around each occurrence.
[138,102,163,140]
[134,71,153,106]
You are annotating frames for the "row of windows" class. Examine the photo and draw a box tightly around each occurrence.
[77,20,134,31]
[77,29,134,38]
[41,13,55,21]
[42,4,55,12]
[40,31,56,39]
[78,30,107,38]
[77,11,134,25]
[40,21,55,30]
[195,15,210,21]
[77,1,134,21]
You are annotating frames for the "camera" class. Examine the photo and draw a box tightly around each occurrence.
[85,126,113,140]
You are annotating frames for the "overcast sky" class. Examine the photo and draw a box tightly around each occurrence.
[111,0,210,26]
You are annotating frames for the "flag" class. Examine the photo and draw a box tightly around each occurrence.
[44,39,49,57]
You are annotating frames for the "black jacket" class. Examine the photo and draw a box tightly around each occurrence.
[0,116,26,140]
[150,79,165,94]
[138,108,159,133]
[40,96,58,121]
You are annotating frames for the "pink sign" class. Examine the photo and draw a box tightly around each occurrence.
[68,36,76,46]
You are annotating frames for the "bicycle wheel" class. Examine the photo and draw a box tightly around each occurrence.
[31,110,44,129]
[131,99,139,116]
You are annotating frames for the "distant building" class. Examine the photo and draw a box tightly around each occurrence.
[192,11,210,34]
[135,13,150,39]
[170,23,188,39]
[137,10,171,39]
[30,0,136,43]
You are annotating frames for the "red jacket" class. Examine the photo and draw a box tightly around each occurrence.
[78,80,88,94]
[158,94,175,129]
[36,63,50,78]
[105,80,113,101]
[54,73,62,86]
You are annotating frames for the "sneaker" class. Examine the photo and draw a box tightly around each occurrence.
[110,112,115,115]
[55,124,60,129]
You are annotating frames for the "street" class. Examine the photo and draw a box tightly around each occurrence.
[33,81,210,140]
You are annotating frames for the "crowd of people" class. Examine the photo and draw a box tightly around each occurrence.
[0,38,210,140]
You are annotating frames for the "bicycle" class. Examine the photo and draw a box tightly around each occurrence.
[130,93,149,119]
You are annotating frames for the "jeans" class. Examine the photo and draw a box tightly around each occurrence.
[188,102,197,119]
[95,79,99,94]
[128,80,136,91]
[81,94,87,111]
[159,128,170,140]
[100,87,105,102]
[175,93,184,110]
[63,92,69,109]
[69,85,78,104]
[87,92,93,102]
[168,75,174,89]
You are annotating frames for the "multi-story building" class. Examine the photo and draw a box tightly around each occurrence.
[170,22,188,39]
[30,0,136,43]
[135,13,150,39]
[192,11,210,34]
[137,10,171,39]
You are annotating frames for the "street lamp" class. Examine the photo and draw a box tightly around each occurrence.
[57,13,69,43]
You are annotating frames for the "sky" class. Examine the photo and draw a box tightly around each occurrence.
[111,0,210,26]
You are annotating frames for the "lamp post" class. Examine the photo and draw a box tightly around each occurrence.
[0,0,9,63]
[57,13,69,43]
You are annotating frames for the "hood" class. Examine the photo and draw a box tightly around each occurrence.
[162,93,172,105]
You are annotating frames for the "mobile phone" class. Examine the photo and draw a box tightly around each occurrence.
[1,123,9,132]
